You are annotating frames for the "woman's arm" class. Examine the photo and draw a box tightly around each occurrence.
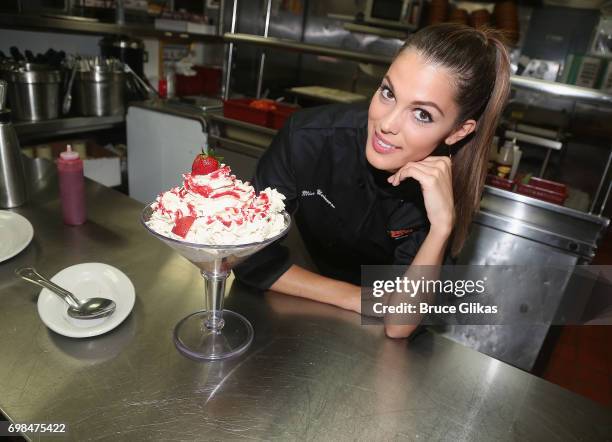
[270,264,362,313]
[384,226,450,338]
[383,156,455,338]
[267,226,450,337]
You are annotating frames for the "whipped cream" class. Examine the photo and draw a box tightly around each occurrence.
[146,165,286,245]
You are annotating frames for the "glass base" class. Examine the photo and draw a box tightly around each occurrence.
[173,309,254,361]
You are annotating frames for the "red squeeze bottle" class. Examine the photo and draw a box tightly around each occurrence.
[57,144,86,225]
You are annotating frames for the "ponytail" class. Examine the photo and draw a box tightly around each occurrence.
[450,34,510,256]
[399,25,511,256]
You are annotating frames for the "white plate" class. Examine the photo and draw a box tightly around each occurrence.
[37,263,136,338]
[0,211,34,262]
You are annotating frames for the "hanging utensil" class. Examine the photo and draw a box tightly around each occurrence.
[123,63,158,98]
[62,58,78,115]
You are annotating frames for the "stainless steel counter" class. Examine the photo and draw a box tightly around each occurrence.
[3,166,610,441]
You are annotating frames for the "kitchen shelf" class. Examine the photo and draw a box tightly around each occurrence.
[0,13,224,43]
[223,33,612,107]
[208,134,266,158]
[207,112,277,136]
[511,76,612,106]
[206,112,277,149]
[14,114,125,144]
[223,33,392,66]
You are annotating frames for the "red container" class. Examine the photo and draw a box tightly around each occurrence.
[270,103,300,129]
[175,66,222,97]
[223,98,271,126]
[176,74,202,96]
[486,174,515,191]
[516,177,568,205]
[195,66,222,96]
[158,79,168,98]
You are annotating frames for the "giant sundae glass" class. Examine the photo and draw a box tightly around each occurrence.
[141,157,290,360]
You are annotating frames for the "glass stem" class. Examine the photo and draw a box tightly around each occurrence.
[203,270,227,332]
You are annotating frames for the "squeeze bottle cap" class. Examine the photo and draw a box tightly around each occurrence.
[60,144,80,161]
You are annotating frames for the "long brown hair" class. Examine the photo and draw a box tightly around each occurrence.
[397,23,511,256]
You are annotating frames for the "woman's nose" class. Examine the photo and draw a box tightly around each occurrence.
[380,108,402,135]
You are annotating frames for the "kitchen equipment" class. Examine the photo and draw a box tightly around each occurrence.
[0,80,27,208]
[16,267,116,320]
[74,58,125,117]
[123,63,157,98]
[485,174,515,190]
[99,35,151,101]
[5,63,62,121]
[223,98,271,126]
[99,35,145,76]
[270,103,299,129]
[516,177,568,205]
[288,86,367,104]
[222,98,299,129]
[364,0,423,31]
[127,103,210,204]
[62,61,77,115]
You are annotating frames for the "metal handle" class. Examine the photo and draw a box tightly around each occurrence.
[62,62,78,115]
[15,267,81,309]
[123,64,158,98]
[0,79,6,110]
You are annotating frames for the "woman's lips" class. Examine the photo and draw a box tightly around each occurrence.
[372,132,400,154]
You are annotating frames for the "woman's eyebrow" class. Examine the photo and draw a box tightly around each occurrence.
[383,75,394,91]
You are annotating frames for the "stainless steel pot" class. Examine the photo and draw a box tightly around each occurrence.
[74,68,125,117]
[6,64,61,121]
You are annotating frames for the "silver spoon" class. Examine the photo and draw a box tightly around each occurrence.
[15,267,116,320]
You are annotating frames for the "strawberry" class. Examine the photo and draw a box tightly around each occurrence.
[171,215,196,238]
[191,148,223,176]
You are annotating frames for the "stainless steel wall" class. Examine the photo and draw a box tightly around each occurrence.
[223,0,402,99]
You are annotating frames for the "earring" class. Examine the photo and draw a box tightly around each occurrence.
[448,144,452,159]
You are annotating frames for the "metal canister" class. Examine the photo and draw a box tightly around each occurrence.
[0,80,27,208]
[74,65,125,117]
[6,64,61,121]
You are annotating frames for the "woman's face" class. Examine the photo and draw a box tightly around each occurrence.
[366,49,474,172]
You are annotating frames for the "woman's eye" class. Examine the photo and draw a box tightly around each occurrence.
[380,85,395,101]
[413,109,433,123]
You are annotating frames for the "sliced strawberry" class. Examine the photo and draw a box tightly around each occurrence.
[171,215,196,238]
[191,148,224,176]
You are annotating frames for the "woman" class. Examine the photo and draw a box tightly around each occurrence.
[234,23,511,338]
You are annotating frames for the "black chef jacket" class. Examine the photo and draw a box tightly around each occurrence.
[234,103,438,290]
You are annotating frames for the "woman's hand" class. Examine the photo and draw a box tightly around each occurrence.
[387,156,455,236]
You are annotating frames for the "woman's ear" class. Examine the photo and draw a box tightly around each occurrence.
[445,119,477,145]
